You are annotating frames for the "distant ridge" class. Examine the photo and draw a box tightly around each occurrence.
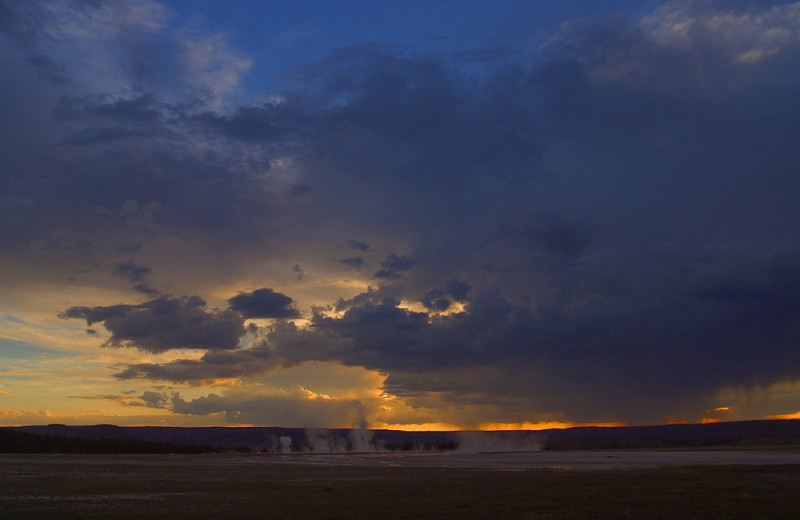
[1,419,798,454]
[538,419,800,450]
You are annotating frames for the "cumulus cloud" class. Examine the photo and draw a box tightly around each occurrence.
[139,390,170,408]
[228,288,300,319]
[61,296,246,353]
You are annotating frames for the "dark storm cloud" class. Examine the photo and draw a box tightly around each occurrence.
[43,235,96,256]
[444,278,471,301]
[420,279,471,311]
[0,91,280,249]
[0,1,51,49]
[139,391,170,409]
[373,270,401,280]
[8,0,800,423]
[60,304,133,325]
[114,344,282,383]
[115,291,519,383]
[190,101,308,143]
[284,44,542,227]
[380,254,416,272]
[113,261,151,282]
[338,256,366,270]
[2,9,542,254]
[334,286,399,312]
[170,393,226,415]
[288,182,314,198]
[260,253,800,422]
[421,289,450,312]
[292,264,304,281]
[61,296,246,353]
[128,283,158,295]
[0,3,272,251]
[59,127,163,146]
[108,257,800,421]
[113,261,159,295]
[108,0,800,422]
[347,240,371,251]
[526,214,594,258]
[54,94,165,123]
[228,288,300,319]
[24,54,69,85]
[373,254,416,280]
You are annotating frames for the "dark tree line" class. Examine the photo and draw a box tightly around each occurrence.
[0,428,224,454]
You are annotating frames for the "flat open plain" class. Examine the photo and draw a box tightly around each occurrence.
[269,448,800,470]
[2,450,800,519]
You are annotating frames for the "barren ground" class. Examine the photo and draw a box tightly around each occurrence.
[2,451,800,519]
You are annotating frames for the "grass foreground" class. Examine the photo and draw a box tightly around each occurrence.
[1,453,799,519]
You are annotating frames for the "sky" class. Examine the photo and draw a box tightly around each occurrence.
[2,0,800,431]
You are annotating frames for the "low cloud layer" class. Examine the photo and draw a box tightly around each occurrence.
[96,251,800,424]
